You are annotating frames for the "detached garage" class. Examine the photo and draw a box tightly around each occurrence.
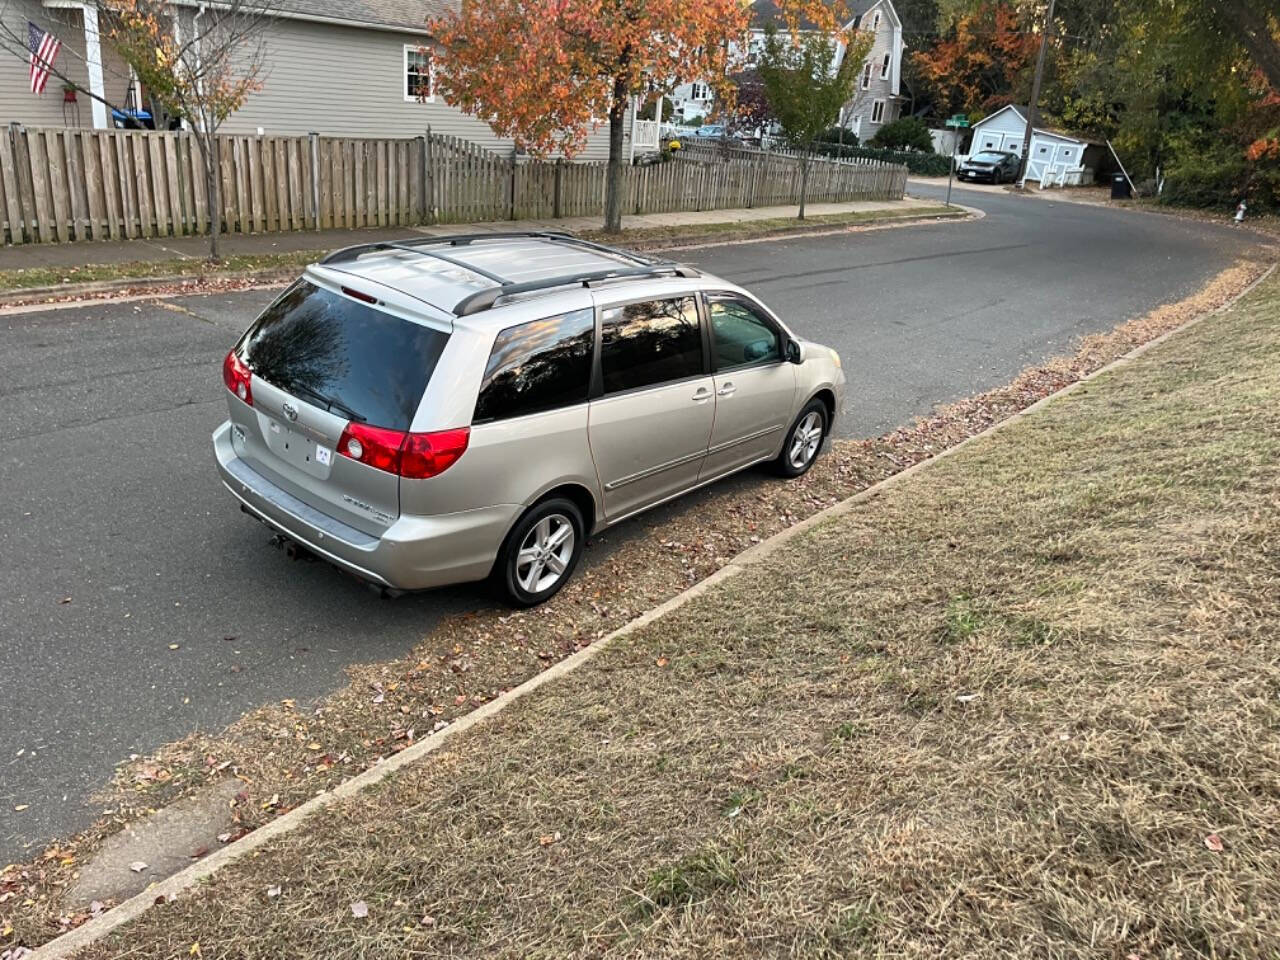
[964,105,1102,186]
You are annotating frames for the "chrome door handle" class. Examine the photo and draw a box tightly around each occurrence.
[717,383,736,397]
[692,387,713,402]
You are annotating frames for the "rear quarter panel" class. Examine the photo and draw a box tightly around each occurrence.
[398,404,600,526]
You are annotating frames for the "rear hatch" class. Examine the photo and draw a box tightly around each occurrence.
[225,279,449,537]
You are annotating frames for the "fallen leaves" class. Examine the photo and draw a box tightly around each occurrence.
[11,806,27,813]
[1204,833,1225,852]
[350,900,369,919]
[129,861,148,873]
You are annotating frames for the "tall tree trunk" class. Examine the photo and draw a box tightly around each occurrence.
[798,148,810,220]
[604,77,627,234]
[1208,0,1280,91]
[206,131,222,260]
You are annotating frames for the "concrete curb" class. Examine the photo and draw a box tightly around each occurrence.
[0,269,300,310]
[0,209,973,312]
[28,260,1276,959]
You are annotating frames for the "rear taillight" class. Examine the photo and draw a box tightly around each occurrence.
[222,350,253,405]
[337,423,469,479]
[400,428,470,479]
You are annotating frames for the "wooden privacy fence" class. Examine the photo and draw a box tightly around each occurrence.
[426,133,907,224]
[0,126,907,245]
[0,126,427,245]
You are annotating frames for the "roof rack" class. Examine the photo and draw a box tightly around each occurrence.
[453,263,699,316]
[317,231,700,317]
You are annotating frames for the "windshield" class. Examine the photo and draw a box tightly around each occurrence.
[971,152,1009,163]
[235,280,449,431]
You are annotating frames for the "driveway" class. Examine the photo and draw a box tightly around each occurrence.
[0,183,1265,861]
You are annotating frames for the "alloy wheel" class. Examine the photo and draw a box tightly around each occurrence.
[788,411,824,470]
[515,513,575,594]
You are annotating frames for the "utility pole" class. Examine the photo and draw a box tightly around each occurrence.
[1016,0,1056,187]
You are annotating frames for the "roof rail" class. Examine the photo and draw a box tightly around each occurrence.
[453,264,700,317]
[315,232,698,316]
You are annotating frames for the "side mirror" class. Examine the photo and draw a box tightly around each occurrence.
[785,339,803,364]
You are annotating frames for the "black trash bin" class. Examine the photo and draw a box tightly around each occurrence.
[1111,173,1132,199]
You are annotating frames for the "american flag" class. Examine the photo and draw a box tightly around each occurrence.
[28,21,62,95]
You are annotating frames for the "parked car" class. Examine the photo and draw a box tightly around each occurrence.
[693,124,728,138]
[957,150,1021,184]
[214,234,845,606]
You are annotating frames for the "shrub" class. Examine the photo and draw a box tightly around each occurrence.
[811,140,952,175]
[1159,155,1248,209]
[816,126,859,146]
[869,116,935,153]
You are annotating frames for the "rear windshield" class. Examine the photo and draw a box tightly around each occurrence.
[235,280,448,431]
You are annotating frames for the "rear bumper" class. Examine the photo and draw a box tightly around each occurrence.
[212,421,519,590]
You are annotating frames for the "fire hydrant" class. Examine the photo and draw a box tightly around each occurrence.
[1234,200,1247,223]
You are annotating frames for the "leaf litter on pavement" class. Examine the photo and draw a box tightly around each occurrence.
[0,256,1272,951]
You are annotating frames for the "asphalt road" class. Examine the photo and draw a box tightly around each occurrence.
[0,185,1264,862]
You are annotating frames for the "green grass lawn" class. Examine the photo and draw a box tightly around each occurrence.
[66,271,1280,958]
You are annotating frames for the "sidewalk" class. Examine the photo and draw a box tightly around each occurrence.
[0,198,945,273]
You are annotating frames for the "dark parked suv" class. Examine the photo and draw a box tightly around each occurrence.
[957,150,1021,184]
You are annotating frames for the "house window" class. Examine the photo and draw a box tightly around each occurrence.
[1061,148,1072,158]
[861,62,872,89]
[880,52,891,78]
[690,81,711,102]
[1008,142,1020,153]
[872,11,881,29]
[1039,145,1048,154]
[871,100,885,123]
[405,46,433,101]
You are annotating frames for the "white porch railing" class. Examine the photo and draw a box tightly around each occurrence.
[633,119,660,152]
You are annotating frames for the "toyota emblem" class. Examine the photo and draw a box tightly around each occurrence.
[282,401,299,422]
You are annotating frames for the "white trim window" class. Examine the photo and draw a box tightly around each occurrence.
[861,61,872,89]
[880,52,891,78]
[871,99,886,124]
[404,45,433,102]
[690,81,711,102]
[872,11,881,29]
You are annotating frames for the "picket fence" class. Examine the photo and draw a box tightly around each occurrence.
[0,126,907,245]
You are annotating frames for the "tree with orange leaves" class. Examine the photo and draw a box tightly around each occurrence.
[911,2,1040,117]
[429,0,754,232]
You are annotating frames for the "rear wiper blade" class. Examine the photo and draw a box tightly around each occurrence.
[290,384,367,423]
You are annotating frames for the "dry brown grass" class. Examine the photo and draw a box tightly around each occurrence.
[1,260,1272,953]
[52,270,1280,957]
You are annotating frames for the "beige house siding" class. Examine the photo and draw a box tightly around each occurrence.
[842,2,902,143]
[1,0,150,128]
[221,17,619,161]
[3,3,619,161]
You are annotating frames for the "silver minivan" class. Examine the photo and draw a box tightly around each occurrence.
[213,233,845,605]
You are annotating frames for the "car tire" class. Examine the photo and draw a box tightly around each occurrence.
[773,399,828,478]
[494,497,585,607]
[991,169,1002,185]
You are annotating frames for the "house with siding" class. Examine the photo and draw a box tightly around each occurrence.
[674,0,905,143]
[0,0,625,160]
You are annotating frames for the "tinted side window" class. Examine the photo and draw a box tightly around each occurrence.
[473,308,595,423]
[707,296,781,370]
[599,297,702,394]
